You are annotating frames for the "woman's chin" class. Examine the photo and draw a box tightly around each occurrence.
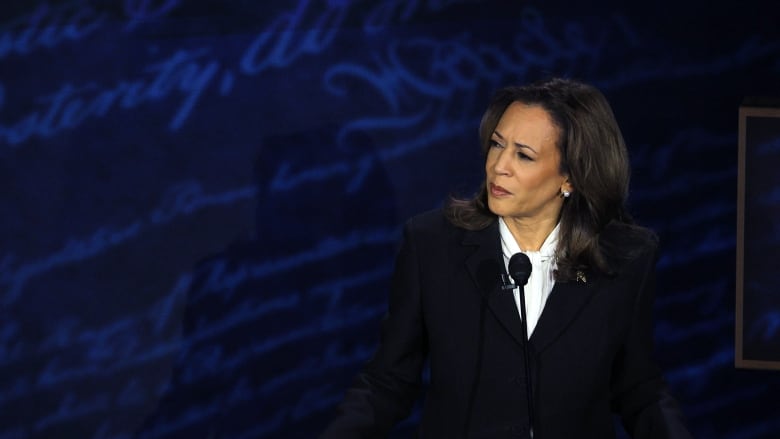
[486,200,510,217]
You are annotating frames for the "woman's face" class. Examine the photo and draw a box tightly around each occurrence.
[485,102,571,224]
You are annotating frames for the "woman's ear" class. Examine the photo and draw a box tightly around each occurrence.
[561,178,573,197]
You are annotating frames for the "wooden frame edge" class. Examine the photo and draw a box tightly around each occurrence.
[735,105,780,370]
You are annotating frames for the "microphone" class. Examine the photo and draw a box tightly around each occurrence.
[500,253,532,290]
[508,253,532,286]
[507,252,535,437]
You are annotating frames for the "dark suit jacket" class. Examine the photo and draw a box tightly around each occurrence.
[322,210,692,438]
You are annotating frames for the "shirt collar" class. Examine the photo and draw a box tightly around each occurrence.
[498,217,560,260]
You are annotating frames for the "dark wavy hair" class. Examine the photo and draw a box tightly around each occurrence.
[445,77,639,281]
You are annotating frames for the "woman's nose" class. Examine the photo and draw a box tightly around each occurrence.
[491,149,511,176]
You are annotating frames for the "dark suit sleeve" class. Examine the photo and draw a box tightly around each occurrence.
[320,219,428,438]
[610,242,693,439]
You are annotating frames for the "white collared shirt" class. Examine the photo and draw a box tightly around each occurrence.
[498,217,559,338]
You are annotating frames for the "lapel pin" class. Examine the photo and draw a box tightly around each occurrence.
[576,271,587,284]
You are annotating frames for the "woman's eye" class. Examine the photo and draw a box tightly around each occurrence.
[517,152,532,161]
[489,139,503,148]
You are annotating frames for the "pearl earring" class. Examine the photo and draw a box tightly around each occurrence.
[562,190,571,198]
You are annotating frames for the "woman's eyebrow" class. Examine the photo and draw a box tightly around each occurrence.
[493,130,537,154]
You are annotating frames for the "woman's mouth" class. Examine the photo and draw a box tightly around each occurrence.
[489,183,511,197]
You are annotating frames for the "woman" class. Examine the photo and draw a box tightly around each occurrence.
[322,78,692,438]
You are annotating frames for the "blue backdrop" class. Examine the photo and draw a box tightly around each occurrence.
[1,0,779,438]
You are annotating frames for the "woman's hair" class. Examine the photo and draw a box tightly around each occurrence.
[445,77,638,280]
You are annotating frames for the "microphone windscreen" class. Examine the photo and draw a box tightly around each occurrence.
[508,252,532,286]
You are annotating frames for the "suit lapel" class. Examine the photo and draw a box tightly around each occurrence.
[462,222,526,346]
[460,220,602,352]
[529,275,600,354]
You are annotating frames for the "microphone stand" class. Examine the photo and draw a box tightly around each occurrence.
[505,251,535,438]
[516,280,535,438]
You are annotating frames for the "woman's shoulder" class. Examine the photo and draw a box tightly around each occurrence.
[600,221,658,246]
[403,207,487,243]
[404,208,458,235]
[599,221,659,270]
